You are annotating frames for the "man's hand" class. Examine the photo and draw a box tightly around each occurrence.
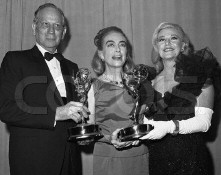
[55,101,89,123]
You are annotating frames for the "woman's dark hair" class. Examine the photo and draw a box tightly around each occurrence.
[92,26,134,76]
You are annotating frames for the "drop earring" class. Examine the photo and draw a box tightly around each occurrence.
[99,56,104,62]
[181,44,186,52]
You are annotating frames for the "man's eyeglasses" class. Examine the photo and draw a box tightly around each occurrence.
[37,20,64,31]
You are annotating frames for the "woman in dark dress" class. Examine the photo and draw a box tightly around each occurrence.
[140,22,220,175]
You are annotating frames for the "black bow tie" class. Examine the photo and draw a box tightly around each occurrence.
[44,52,63,61]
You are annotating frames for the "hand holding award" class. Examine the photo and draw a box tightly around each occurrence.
[68,68,103,145]
[117,64,153,141]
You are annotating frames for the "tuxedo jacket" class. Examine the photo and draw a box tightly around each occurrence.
[0,46,80,175]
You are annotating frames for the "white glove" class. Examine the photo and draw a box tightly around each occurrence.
[140,119,175,140]
[140,107,213,140]
[179,107,213,134]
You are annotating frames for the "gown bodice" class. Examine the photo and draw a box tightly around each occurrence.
[93,79,148,157]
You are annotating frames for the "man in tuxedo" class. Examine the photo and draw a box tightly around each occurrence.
[0,3,88,175]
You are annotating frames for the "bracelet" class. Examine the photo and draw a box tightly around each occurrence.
[172,120,179,136]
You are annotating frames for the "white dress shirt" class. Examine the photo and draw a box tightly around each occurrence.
[36,43,66,97]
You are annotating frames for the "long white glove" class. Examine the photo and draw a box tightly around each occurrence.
[140,107,213,140]
[179,107,213,134]
[140,119,175,140]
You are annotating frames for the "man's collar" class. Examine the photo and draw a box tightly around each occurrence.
[36,43,57,57]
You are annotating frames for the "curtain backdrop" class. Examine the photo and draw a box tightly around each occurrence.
[0,0,221,175]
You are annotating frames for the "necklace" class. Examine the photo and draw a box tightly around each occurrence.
[101,73,123,87]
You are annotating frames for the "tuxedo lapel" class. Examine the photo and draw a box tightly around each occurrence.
[31,46,64,106]
[59,59,75,103]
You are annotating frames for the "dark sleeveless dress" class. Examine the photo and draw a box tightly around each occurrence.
[92,79,149,175]
[140,48,220,175]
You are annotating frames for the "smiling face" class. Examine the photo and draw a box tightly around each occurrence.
[98,32,127,70]
[32,7,66,53]
[156,27,185,60]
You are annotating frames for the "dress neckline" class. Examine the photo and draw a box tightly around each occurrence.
[98,75,124,88]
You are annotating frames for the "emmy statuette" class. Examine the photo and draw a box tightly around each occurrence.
[68,68,103,144]
[117,64,153,142]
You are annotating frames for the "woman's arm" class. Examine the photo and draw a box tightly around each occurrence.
[178,84,214,134]
[196,84,214,108]
[87,85,95,124]
[140,84,214,140]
